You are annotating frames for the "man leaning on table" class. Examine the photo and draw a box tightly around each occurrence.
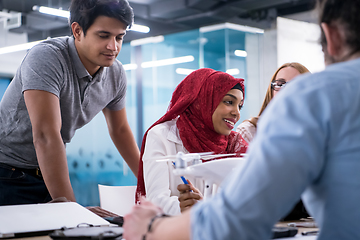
[0,0,140,206]
[123,0,360,239]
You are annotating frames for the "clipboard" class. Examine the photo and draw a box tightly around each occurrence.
[0,202,110,238]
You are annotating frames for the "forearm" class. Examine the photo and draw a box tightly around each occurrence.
[103,108,140,176]
[147,211,191,240]
[123,197,190,240]
[111,127,140,176]
[34,135,76,202]
[23,90,74,201]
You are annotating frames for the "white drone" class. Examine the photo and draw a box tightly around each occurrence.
[155,152,247,199]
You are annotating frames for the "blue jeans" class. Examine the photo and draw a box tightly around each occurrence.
[0,163,52,206]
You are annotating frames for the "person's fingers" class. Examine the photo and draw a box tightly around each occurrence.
[179,198,198,211]
[123,212,147,240]
[131,200,163,220]
[187,179,193,187]
[178,191,202,202]
[179,198,197,208]
[186,179,202,194]
[178,190,202,212]
[139,196,152,205]
[177,183,191,193]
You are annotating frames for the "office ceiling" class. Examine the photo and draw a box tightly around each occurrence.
[0,0,316,43]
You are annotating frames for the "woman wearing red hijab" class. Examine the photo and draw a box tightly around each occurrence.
[136,68,248,215]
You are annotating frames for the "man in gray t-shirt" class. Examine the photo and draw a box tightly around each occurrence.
[0,0,140,206]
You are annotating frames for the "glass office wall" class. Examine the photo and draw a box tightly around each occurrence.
[139,30,201,134]
[132,24,263,134]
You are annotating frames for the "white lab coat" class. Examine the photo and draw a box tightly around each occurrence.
[236,120,257,143]
[143,119,205,215]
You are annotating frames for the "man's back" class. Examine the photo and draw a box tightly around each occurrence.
[190,57,360,240]
[297,58,360,239]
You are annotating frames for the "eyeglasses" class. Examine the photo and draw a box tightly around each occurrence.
[271,79,287,91]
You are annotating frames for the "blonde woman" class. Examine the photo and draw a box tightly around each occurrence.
[237,62,310,143]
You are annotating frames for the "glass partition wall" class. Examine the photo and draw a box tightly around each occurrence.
[66,23,264,206]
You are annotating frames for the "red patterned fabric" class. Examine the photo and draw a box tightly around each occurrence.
[136,68,248,202]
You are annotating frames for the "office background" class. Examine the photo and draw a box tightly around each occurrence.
[0,0,324,206]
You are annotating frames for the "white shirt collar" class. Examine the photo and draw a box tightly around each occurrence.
[167,119,183,144]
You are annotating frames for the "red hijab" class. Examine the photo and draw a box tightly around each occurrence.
[136,68,248,201]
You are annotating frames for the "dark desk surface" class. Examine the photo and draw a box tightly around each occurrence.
[12,236,50,240]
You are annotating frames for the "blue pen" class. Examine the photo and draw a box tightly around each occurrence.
[180,176,189,184]
[172,162,192,191]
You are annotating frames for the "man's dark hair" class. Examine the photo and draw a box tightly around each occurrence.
[69,0,134,35]
[318,0,360,54]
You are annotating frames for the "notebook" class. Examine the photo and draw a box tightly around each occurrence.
[0,202,110,238]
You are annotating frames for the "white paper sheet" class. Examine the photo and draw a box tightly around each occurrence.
[0,202,110,238]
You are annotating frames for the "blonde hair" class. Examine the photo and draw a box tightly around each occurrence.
[248,62,310,127]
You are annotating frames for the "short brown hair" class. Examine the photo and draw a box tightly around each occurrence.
[318,0,360,54]
[69,0,134,36]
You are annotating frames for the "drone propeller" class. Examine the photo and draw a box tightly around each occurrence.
[154,152,243,162]
[200,153,237,160]
[154,152,214,162]
[201,153,248,160]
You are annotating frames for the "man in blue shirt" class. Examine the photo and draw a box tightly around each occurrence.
[123,0,360,239]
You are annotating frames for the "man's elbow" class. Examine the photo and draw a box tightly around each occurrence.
[32,129,60,148]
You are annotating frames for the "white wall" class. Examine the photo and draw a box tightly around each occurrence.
[242,23,278,118]
[242,11,325,118]
[277,16,325,73]
[260,26,278,98]
[244,28,278,118]
[244,33,263,118]
[0,25,28,77]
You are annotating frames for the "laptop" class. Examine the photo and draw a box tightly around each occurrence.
[0,202,110,238]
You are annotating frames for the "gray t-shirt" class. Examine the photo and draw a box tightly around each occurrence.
[0,36,127,168]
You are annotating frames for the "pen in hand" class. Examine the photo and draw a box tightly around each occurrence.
[172,162,192,192]
[180,176,189,184]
